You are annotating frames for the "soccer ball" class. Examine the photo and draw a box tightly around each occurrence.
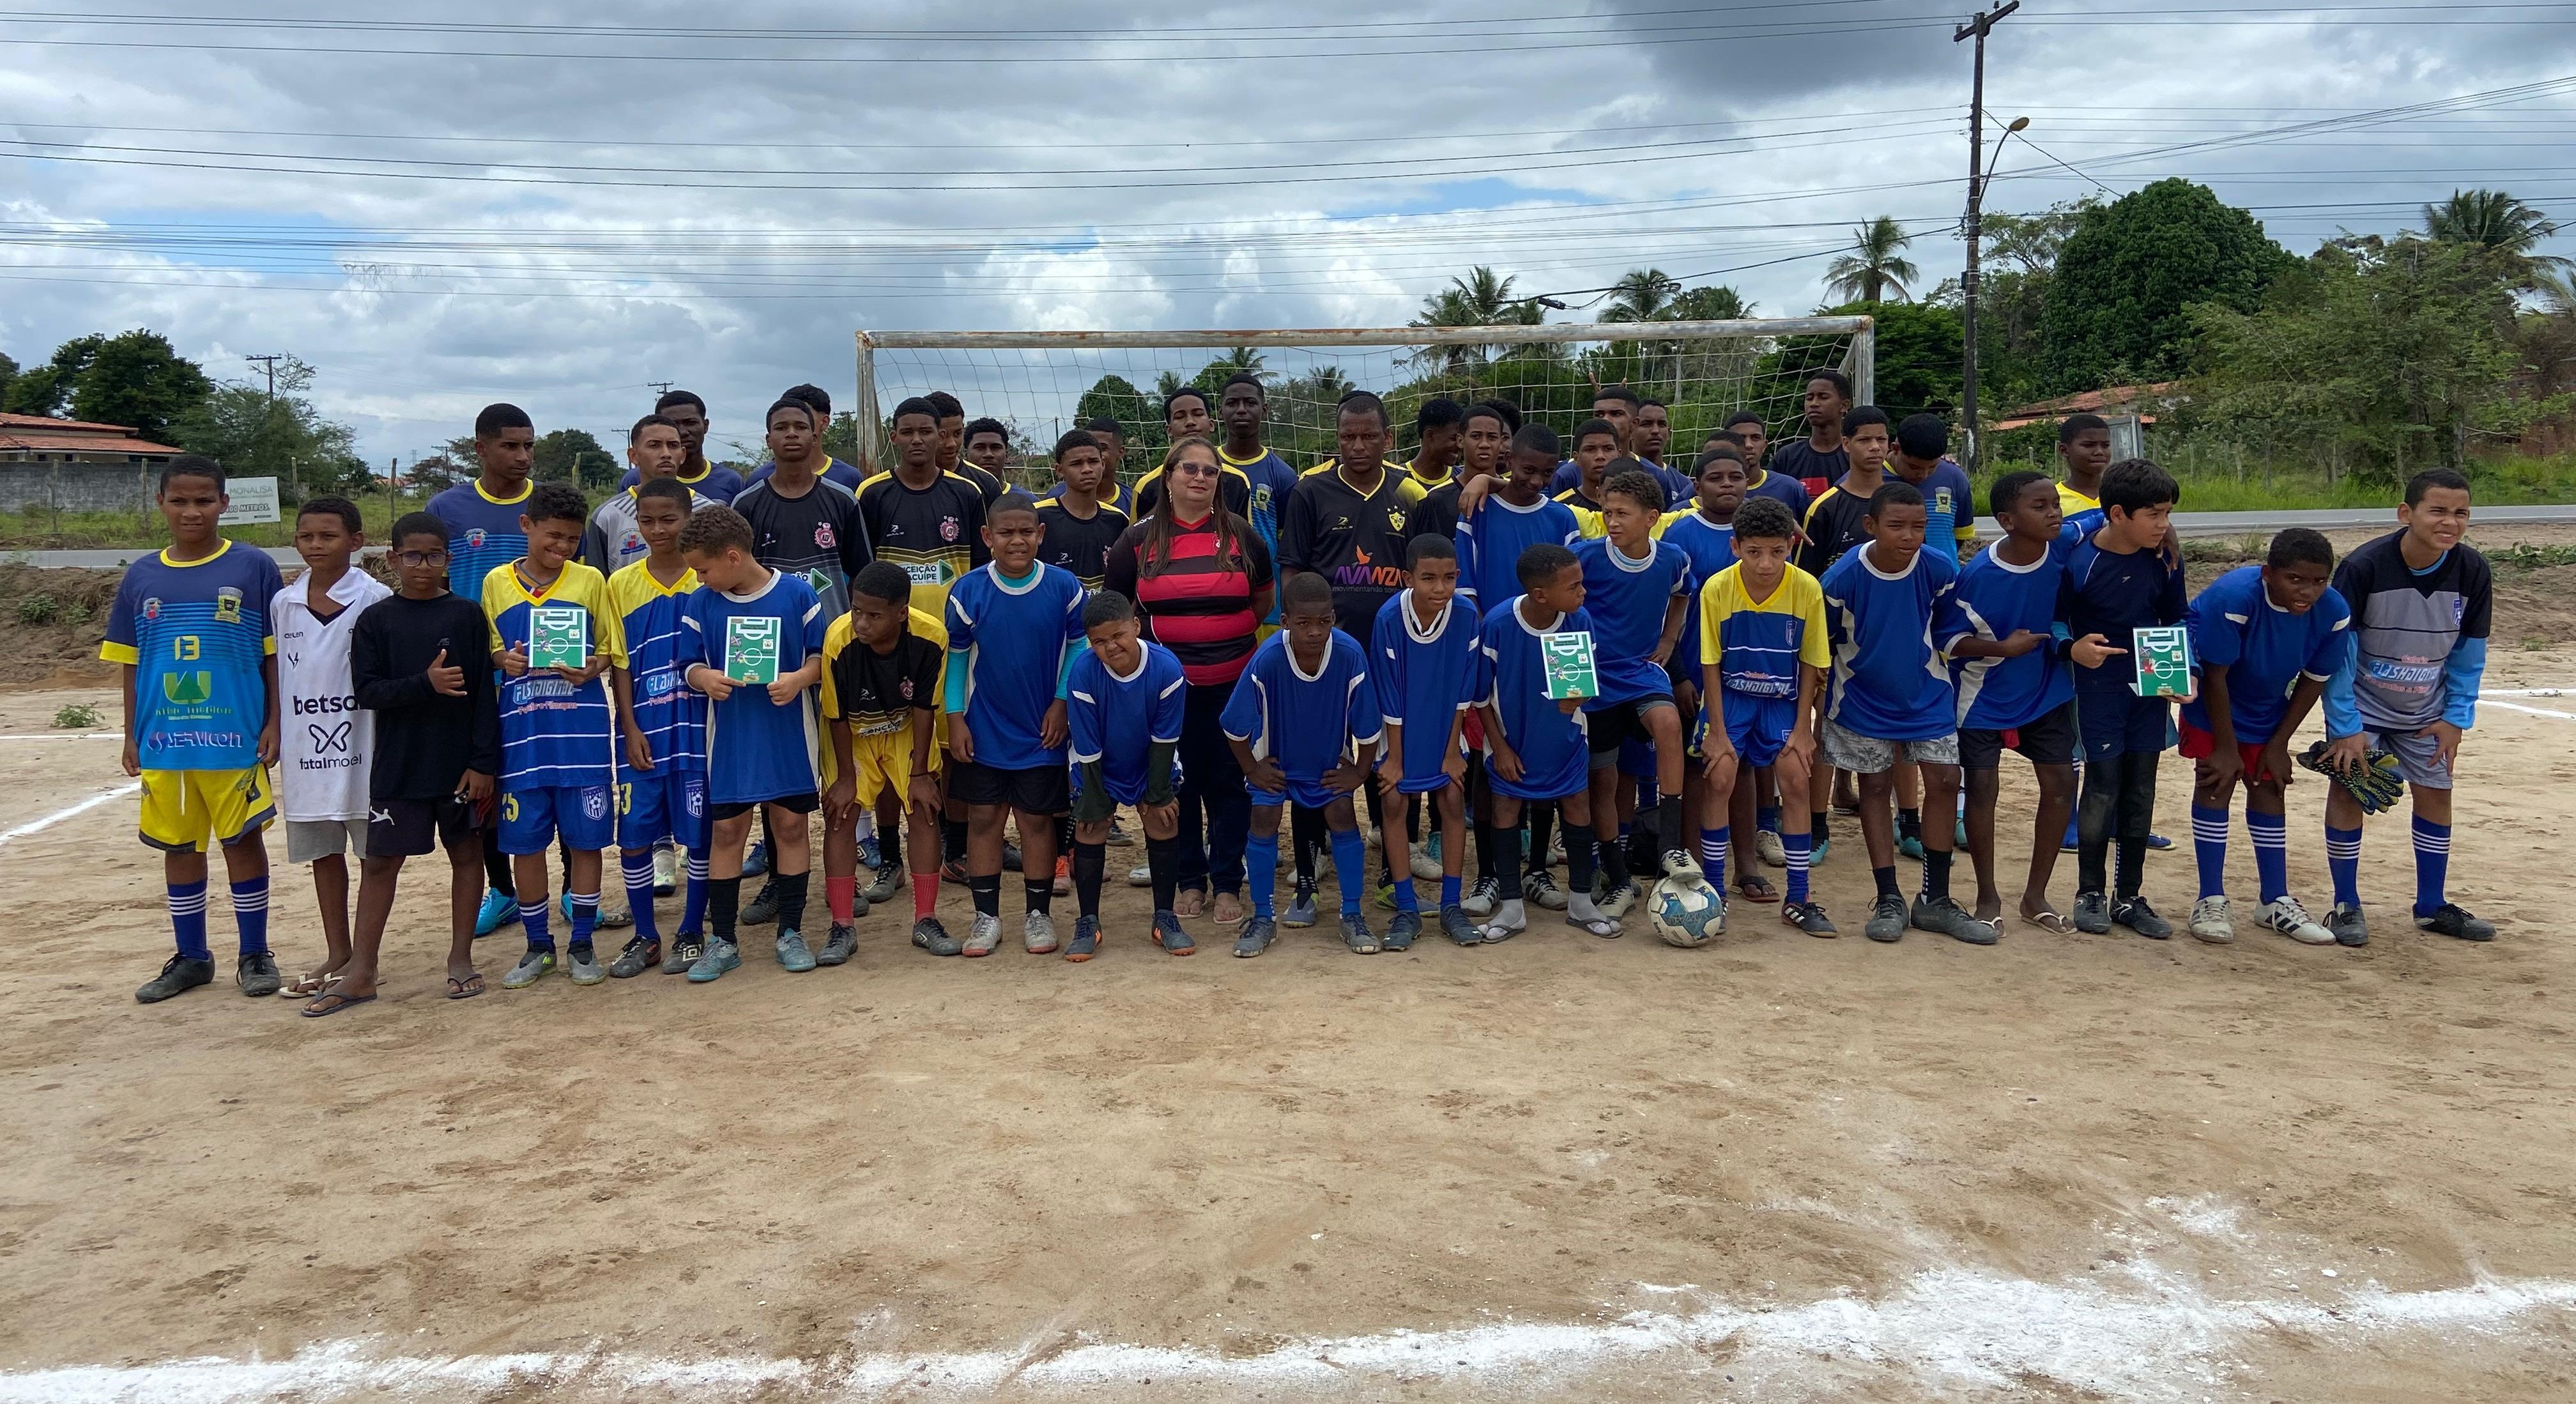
[1646,874,1726,948]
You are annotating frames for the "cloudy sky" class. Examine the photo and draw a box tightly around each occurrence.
[1,1,2569,465]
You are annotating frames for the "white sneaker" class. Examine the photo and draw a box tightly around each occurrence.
[962,913,1004,957]
[1460,874,1501,918]
[1126,862,1153,888]
[2188,894,2236,945]
[1023,911,1058,955]
[1524,868,1570,911]
[1755,829,1787,868]
[1660,849,1704,883]
[1409,836,1443,882]
[1600,880,1640,920]
[652,845,678,897]
[2261,895,2335,946]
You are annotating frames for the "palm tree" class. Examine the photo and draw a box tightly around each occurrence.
[1823,217,1920,304]
[2421,189,2560,259]
[1663,284,1752,321]
[1215,345,1268,379]
[1602,267,1682,323]
[1409,265,1541,370]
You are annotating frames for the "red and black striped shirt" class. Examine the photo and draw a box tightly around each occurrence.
[1104,514,1273,687]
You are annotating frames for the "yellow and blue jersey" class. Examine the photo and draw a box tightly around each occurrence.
[607,559,703,772]
[1698,562,1830,702]
[100,541,285,772]
[429,479,533,603]
[481,559,627,791]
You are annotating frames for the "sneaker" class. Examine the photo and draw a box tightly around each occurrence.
[1051,855,1071,899]
[2146,832,2174,851]
[1373,881,1399,912]
[1660,849,1701,882]
[857,831,884,871]
[1282,885,1319,929]
[861,866,904,906]
[1340,912,1381,954]
[775,928,817,971]
[502,947,556,988]
[663,932,703,975]
[1600,880,1639,920]
[1524,869,1569,911]
[1064,915,1102,962]
[2326,902,2370,947]
[235,950,282,997]
[1462,874,1501,918]
[1153,911,1195,955]
[2113,895,2174,940]
[566,945,606,985]
[1003,843,1024,874]
[473,886,518,937]
[1547,831,1566,865]
[2259,895,2333,946]
[1756,829,1787,867]
[1441,904,1480,946]
[1864,893,1908,943]
[652,846,678,897]
[595,902,633,930]
[1106,817,1137,847]
[2072,890,2112,934]
[1411,834,1443,881]
[1810,835,1832,865]
[1910,894,1998,945]
[1023,911,1059,955]
[1782,900,1838,937]
[912,916,963,957]
[1896,832,1927,861]
[2189,895,2237,945]
[1126,861,1154,888]
[687,939,741,983]
[1384,908,1422,952]
[940,858,969,885]
[2415,902,2496,942]
[1234,916,1276,958]
[741,840,770,879]
[135,953,213,1003]
[817,922,858,966]
[740,881,781,926]
[962,912,1004,957]
[610,936,659,978]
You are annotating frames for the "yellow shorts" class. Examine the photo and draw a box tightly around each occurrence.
[139,767,275,852]
[823,730,937,807]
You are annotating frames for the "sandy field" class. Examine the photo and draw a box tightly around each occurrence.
[0,524,2573,1402]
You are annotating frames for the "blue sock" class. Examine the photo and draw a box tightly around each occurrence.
[623,854,660,943]
[680,849,710,933]
[1440,874,1462,908]
[1248,826,1280,918]
[229,874,270,955]
[519,898,553,952]
[2247,806,2288,905]
[2191,803,2231,899]
[2412,816,2451,916]
[1393,876,1418,911]
[2326,824,2363,909]
[1330,827,1367,917]
[167,879,210,960]
[1784,829,1811,904]
[569,891,599,950]
[1699,826,1729,893]
[1757,804,1781,835]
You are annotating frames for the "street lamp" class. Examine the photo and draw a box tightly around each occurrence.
[1959,113,2028,477]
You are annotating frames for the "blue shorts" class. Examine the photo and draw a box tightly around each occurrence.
[498,783,616,855]
[2074,688,2174,762]
[618,768,709,851]
[1250,776,1348,811]
[1708,691,1798,768]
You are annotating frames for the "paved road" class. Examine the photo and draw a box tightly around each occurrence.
[0,545,388,570]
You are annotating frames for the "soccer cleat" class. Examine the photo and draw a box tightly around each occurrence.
[817,922,858,967]
[940,858,969,885]
[1660,849,1702,883]
[775,928,817,971]
[1126,861,1154,888]
[596,903,633,930]
[1461,874,1501,918]
[861,865,904,906]
[235,951,282,998]
[2113,895,2174,940]
[1023,911,1059,955]
[1910,895,1998,945]
[662,932,704,974]
[1864,894,1909,943]
[1052,855,1071,899]
[473,887,518,937]
[1281,884,1319,929]
[2260,895,2333,946]
[962,913,1004,957]
[1524,869,1569,911]
[739,881,781,926]
[2326,903,2368,947]
[1383,908,1422,952]
[686,939,741,983]
[2146,832,2174,851]
[857,831,884,872]
[1106,817,1137,847]
[1896,832,1927,861]
[2071,890,2112,934]
[502,948,556,989]
[135,953,214,1003]
[1600,881,1639,920]
[2415,902,2496,942]
[610,936,660,978]
[1064,915,1101,962]
[566,945,607,985]
[1153,911,1195,955]
[1441,904,1480,946]
[741,840,770,879]
[1781,900,1839,937]
[911,916,963,957]
[1756,829,1788,867]
[1233,916,1276,958]
[1411,833,1444,881]
[652,845,678,897]
[2189,895,2237,945]
[1809,835,1832,865]
[1340,913,1381,954]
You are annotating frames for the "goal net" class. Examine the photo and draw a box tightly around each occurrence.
[852,318,1874,488]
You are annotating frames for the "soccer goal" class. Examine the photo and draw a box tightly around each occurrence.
[853,318,1873,485]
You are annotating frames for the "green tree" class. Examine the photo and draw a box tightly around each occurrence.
[1409,266,1543,371]
[1602,268,1681,323]
[1797,301,1963,420]
[0,350,17,406]
[2038,179,2294,395]
[1662,284,1752,321]
[0,330,211,439]
[170,355,370,498]
[2421,189,2560,259]
[1824,217,1920,305]
[1075,373,1160,469]
[534,427,613,487]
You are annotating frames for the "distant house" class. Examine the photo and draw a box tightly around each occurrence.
[1992,383,2184,433]
[0,412,185,467]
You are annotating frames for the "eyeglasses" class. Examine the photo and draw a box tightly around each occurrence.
[394,550,450,567]
[1170,461,1220,478]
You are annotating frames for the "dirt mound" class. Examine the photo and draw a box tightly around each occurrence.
[0,565,123,687]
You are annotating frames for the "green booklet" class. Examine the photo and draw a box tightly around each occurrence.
[2131,625,2195,698]
[725,614,782,685]
[527,606,588,672]
[1541,629,1598,701]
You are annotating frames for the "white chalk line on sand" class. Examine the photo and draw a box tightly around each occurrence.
[0,782,138,847]
[0,732,119,742]
[4,1265,2569,1403]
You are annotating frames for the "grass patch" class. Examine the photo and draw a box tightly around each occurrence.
[50,702,100,729]
[2489,543,2576,575]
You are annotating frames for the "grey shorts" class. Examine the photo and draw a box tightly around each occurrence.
[1820,716,1960,775]
[285,817,371,864]
[2363,727,2453,790]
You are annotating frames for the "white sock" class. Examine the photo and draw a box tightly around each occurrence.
[1494,898,1526,929]
[1568,893,1604,922]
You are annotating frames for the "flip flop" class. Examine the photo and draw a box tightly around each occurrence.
[280,971,343,998]
[2023,907,2076,936]
[1565,913,1622,939]
[1735,873,1779,904]
[301,989,376,1018]
[1476,920,1525,945]
[445,972,486,1000]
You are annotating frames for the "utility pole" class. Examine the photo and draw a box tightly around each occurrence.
[245,353,286,477]
[647,381,675,401]
[1952,0,2017,477]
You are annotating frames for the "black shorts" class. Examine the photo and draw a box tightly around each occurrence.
[1585,692,1676,758]
[950,759,1071,814]
[710,792,819,822]
[1960,699,2079,771]
[367,796,483,858]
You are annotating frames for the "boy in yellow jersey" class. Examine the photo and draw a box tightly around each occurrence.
[604,478,710,978]
[2056,412,2113,514]
[1698,497,1834,936]
[822,562,951,959]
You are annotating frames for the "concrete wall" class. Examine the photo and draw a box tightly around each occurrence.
[0,465,159,515]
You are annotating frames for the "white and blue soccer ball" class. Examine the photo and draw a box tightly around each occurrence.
[1647,874,1726,948]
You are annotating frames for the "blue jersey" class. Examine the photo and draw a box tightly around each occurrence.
[1221,629,1381,797]
[1900,460,1979,564]
[681,569,825,804]
[2063,532,2188,700]
[2182,565,2352,743]
[617,461,748,502]
[1370,590,1486,790]
[427,480,533,605]
[1477,597,1596,801]
[946,562,1087,772]
[1224,447,1301,626]
[1820,543,1969,743]
[1066,641,1187,801]
[100,541,285,772]
[1951,538,2076,730]
[481,560,627,791]
[1456,495,1581,609]
[1573,536,1691,706]
[1744,468,1810,520]
[742,456,865,494]
[607,559,703,771]
[1653,509,1738,667]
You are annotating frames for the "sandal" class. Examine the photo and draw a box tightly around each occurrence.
[1172,889,1206,918]
[445,972,486,1000]
[301,989,376,1018]
[1735,873,1779,905]
[280,971,343,998]
[1476,918,1526,945]
[2023,907,2077,936]
[1565,913,1622,939]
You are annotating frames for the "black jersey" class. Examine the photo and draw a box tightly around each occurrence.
[1797,480,1878,580]
[730,475,872,621]
[1276,465,1434,639]
[822,619,946,738]
[1032,495,1133,592]
[856,469,990,617]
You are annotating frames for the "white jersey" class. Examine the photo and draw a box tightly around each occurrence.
[271,567,393,823]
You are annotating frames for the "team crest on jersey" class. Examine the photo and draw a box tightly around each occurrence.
[141,597,162,621]
[582,788,610,820]
[1252,486,1273,513]
[1386,507,1407,532]
[622,531,644,554]
[466,528,487,548]
[213,587,243,624]
[1935,488,1954,516]
[898,678,914,701]
[685,785,703,817]
[815,522,837,550]
[940,516,960,543]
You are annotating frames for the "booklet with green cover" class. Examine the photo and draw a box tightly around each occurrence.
[1541,629,1598,701]
[725,614,782,685]
[2131,625,2195,698]
[527,606,588,672]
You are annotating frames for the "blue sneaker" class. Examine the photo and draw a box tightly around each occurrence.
[857,831,885,871]
[740,840,770,879]
[1281,884,1319,929]
[2145,832,2175,851]
[687,938,741,983]
[474,888,518,937]
[1811,836,1832,865]
[774,928,816,972]
[1896,833,1927,861]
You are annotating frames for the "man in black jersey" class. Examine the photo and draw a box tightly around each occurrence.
[1033,430,1129,592]
[926,391,1008,504]
[733,399,873,621]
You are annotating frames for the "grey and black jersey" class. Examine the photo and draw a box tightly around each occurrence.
[2330,528,2492,731]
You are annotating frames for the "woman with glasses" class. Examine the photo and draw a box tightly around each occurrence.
[1103,437,1275,930]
